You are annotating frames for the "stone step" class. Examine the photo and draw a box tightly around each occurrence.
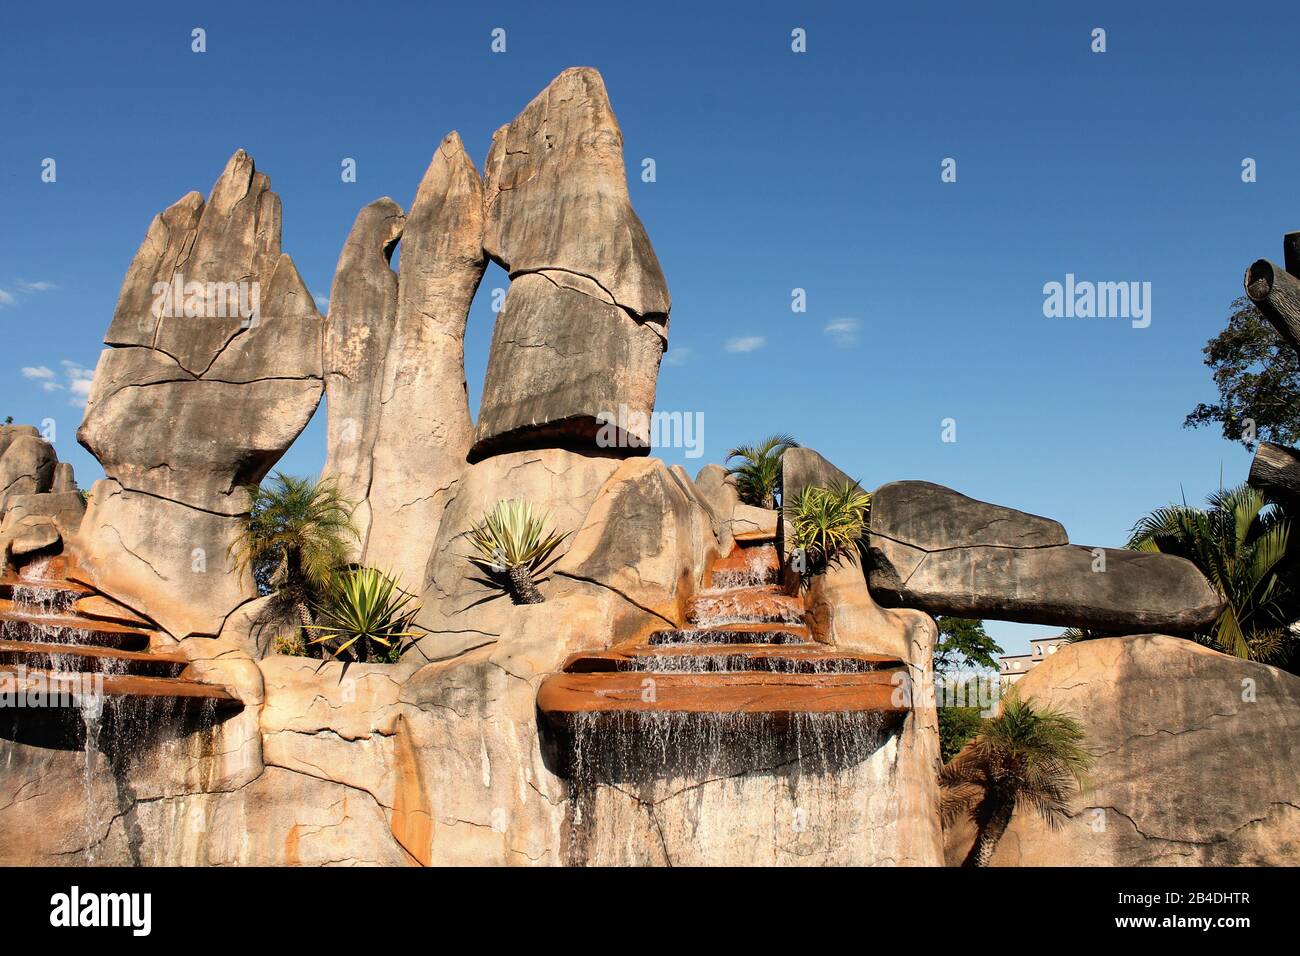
[537,670,908,722]
[0,607,154,652]
[708,542,780,589]
[0,664,238,708]
[562,643,904,675]
[0,639,186,678]
[0,573,92,600]
[71,594,153,628]
[686,586,804,625]
[649,623,811,645]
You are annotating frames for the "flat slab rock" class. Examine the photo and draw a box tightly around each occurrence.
[867,481,1223,632]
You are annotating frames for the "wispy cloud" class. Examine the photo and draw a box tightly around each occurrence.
[0,279,56,308]
[313,294,330,313]
[725,336,766,354]
[663,345,694,367]
[824,318,861,346]
[62,361,95,407]
[20,360,95,407]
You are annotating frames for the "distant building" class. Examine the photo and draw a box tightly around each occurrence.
[999,635,1070,686]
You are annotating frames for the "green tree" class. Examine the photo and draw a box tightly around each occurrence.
[1185,296,1300,449]
[934,617,1004,761]
[229,473,357,647]
[725,434,799,508]
[940,691,1092,867]
[1128,483,1295,663]
[933,617,1003,675]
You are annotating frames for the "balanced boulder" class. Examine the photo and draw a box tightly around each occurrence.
[867,481,1222,633]
[471,67,670,461]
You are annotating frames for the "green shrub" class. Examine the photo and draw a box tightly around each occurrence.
[464,500,570,604]
[306,567,421,663]
[784,480,871,573]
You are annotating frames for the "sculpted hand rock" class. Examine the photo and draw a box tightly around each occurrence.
[76,150,324,638]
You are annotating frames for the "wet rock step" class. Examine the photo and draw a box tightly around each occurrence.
[0,639,186,678]
[0,664,238,707]
[0,573,92,600]
[649,623,811,645]
[562,643,904,674]
[708,542,780,588]
[686,586,804,625]
[71,594,153,628]
[0,608,154,651]
[537,670,908,720]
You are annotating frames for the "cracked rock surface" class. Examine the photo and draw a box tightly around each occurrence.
[867,480,1223,632]
[944,635,1300,866]
[76,150,323,638]
[472,67,670,461]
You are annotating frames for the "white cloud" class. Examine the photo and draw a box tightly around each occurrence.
[824,318,861,346]
[663,345,694,367]
[725,336,766,354]
[22,360,95,407]
[62,361,95,407]
[0,280,56,307]
[314,294,330,313]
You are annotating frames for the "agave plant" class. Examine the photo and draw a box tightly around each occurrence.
[785,480,871,573]
[725,434,799,508]
[306,567,421,663]
[464,500,570,604]
[1127,483,1294,661]
[940,690,1092,867]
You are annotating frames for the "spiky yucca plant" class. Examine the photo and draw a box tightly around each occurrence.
[229,473,358,640]
[464,500,570,604]
[785,480,871,573]
[725,434,799,508]
[306,567,421,663]
[940,691,1092,867]
[1128,483,1293,661]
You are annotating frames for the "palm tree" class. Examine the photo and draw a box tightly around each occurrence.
[229,473,358,643]
[940,691,1092,867]
[725,433,799,508]
[1127,483,1293,661]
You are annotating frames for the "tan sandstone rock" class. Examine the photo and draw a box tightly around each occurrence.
[75,150,323,638]
[944,635,1300,866]
[472,68,669,461]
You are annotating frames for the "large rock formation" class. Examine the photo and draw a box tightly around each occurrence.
[0,427,56,510]
[867,481,1223,632]
[471,67,670,461]
[321,198,405,555]
[944,636,1300,865]
[321,134,487,593]
[0,428,83,565]
[76,150,324,638]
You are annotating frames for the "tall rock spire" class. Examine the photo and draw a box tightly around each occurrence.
[472,67,671,461]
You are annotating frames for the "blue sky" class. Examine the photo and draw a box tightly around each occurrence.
[3,1,1296,655]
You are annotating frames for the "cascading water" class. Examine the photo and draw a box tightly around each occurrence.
[542,537,910,859]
